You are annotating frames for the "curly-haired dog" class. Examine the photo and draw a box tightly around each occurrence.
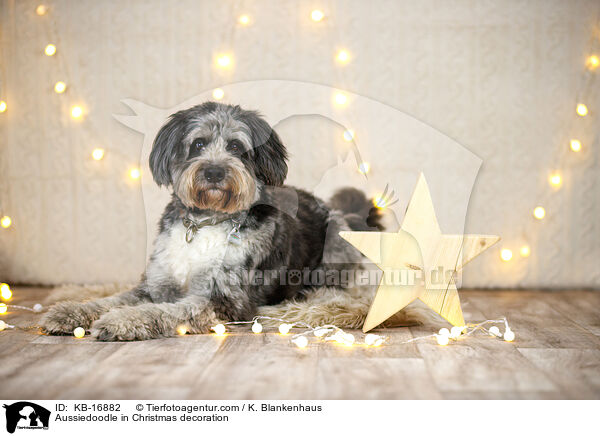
[41,102,382,341]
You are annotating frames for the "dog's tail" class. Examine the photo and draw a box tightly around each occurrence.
[328,187,385,231]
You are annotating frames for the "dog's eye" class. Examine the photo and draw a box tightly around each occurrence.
[226,140,243,154]
[192,138,208,150]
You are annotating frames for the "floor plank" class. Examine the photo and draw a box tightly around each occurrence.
[544,291,600,334]
[191,332,320,399]
[315,357,442,399]
[412,328,558,397]
[517,348,600,400]
[463,291,600,349]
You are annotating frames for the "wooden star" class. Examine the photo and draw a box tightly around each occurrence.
[340,173,499,332]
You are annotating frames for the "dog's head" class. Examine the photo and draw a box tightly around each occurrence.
[149,102,288,213]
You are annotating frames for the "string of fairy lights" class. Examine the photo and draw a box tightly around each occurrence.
[0,5,374,230]
[0,3,143,233]
[498,16,599,264]
[1,5,597,346]
[0,288,516,348]
[204,316,515,348]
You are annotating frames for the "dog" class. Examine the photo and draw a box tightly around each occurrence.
[41,102,383,341]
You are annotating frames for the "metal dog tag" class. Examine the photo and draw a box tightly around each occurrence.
[227,219,243,245]
[227,225,242,245]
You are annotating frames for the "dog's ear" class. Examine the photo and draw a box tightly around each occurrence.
[254,129,288,186]
[241,111,288,186]
[149,114,185,186]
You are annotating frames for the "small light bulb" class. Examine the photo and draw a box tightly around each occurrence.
[343,333,355,345]
[438,328,450,337]
[216,55,232,68]
[0,303,6,314]
[292,336,309,348]
[311,10,324,22]
[520,245,530,258]
[586,55,599,71]
[54,81,66,93]
[251,321,263,334]
[238,15,250,25]
[336,50,350,63]
[212,88,224,100]
[576,103,588,117]
[278,323,292,335]
[570,139,582,152]
[533,206,546,220]
[0,101,6,112]
[36,4,48,15]
[500,249,513,262]
[503,329,515,342]
[549,173,562,188]
[73,327,85,338]
[489,326,501,337]
[1,216,12,228]
[177,325,188,335]
[33,303,43,312]
[365,333,380,346]
[334,93,348,105]
[358,162,370,175]
[129,168,141,180]
[373,195,387,209]
[0,283,12,301]
[343,129,354,141]
[92,148,105,160]
[0,320,5,331]
[212,323,226,336]
[436,334,449,346]
[71,105,83,119]
[450,326,465,338]
[44,44,56,56]
[333,331,346,343]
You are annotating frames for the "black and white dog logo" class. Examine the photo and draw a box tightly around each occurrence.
[3,402,50,433]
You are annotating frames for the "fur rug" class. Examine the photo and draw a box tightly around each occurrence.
[45,283,439,329]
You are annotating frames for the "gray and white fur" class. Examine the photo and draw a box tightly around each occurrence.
[41,102,383,341]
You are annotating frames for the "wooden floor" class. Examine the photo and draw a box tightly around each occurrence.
[1,287,599,400]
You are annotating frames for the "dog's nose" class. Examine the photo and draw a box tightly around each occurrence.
[204,166,225,183]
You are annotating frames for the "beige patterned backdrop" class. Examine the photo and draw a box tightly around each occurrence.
[0,0,599,288]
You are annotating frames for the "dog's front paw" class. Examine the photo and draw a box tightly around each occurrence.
[40,301,102,335]
[91,306,167,341]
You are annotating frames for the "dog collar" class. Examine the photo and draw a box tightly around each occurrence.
[182,214,243,245]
